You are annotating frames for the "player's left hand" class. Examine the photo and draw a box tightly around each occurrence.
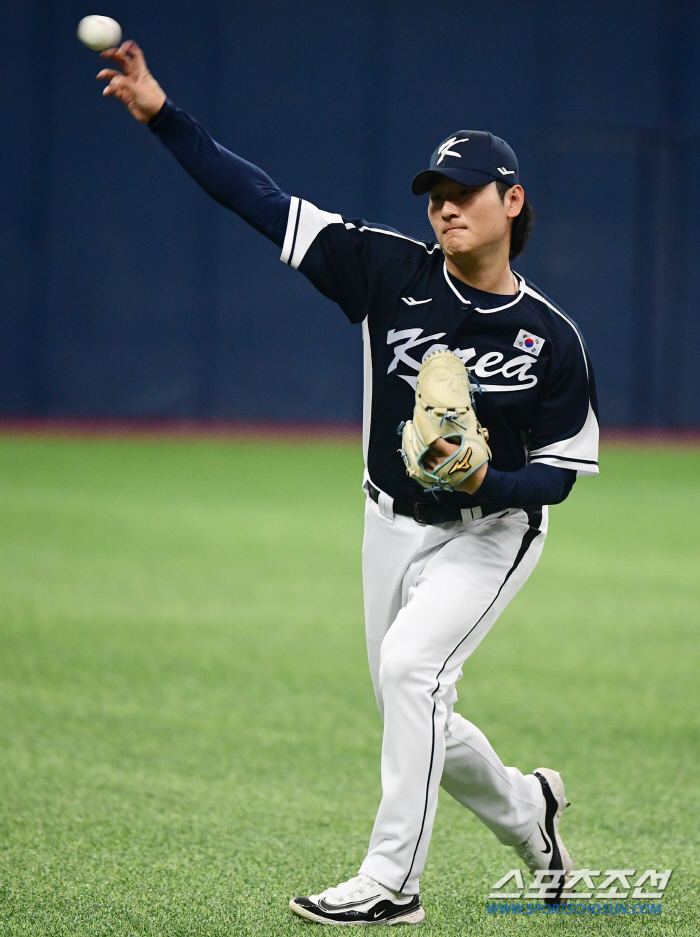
[97,41,166,124]
[423,438,488,493]
[400,350,491,494]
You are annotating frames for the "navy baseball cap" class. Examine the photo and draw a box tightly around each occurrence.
[411,130,519,195]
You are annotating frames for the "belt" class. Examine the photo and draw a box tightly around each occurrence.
[367,482,500,526]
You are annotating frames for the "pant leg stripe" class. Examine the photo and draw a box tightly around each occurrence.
[399,512,543,892]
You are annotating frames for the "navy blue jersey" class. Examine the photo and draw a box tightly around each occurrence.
[281,198,598,516]
[149,101,596,514]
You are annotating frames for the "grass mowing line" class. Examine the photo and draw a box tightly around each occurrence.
[0,438,697,934]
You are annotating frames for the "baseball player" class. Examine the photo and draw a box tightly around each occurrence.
[99,42,599,925]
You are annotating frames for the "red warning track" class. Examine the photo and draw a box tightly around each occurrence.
[0,418,698,445]
[599,427,700,445]
[0,417,363,442]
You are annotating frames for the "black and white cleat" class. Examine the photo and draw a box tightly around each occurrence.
[514,767,574,906]
[290,873,425,925]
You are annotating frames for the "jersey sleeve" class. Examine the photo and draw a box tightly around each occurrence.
[475,463,577,507]
[147,106,433,325]
[280,196,437,324]
[149,100,290,245]
[527,317,600,476]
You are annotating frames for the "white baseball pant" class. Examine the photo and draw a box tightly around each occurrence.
[358,493,548,894]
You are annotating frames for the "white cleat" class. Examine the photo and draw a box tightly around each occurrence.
[289,873,425,925]
[514,767,574,905]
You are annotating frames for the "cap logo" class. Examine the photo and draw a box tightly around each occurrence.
[497,167,515,176]
[436,136,469,165]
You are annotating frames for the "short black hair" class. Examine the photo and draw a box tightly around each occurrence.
[495,180,534,260]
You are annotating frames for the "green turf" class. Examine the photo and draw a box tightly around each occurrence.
[0,437,697,935]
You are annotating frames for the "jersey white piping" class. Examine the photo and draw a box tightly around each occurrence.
[443,263,472,304]
[280,196,301,265]
[347,222,441,253]
[281,197,345,268]
[442,262,525,312]
[281,198,441,268]
[520,282,590,378]
[530,455,599,475]
[519,283,597,471]
[529,402,599,476]
[362,317,372,466]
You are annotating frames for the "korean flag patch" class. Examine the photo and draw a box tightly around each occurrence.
[514,329,545,357]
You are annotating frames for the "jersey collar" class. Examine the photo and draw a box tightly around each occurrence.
[442,261,525,313]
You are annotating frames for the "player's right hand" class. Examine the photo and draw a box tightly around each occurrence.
[97,41,166,124]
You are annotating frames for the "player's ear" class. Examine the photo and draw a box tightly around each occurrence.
[506,185,525,218]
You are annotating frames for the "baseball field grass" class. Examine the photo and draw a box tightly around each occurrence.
[0,436,697,935]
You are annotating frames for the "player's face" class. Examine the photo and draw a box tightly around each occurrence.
[427,179,523,260]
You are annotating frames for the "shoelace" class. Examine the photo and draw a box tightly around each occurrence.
[322,874,377,902]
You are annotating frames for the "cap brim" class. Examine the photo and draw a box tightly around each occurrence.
[411,167,497,195]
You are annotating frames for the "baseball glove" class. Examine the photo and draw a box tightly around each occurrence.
[399,349,491,492]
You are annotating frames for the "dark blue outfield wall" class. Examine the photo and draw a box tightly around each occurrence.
[3,0,700,425]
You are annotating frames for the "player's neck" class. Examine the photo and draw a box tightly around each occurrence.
[444,248,515,295]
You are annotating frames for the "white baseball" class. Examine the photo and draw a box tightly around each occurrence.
[77,15,122,51]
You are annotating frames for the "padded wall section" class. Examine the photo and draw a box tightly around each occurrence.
[1,0,699,424]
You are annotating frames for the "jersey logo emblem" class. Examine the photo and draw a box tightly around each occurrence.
[514,329,545,357]
[387,329,539,391]
[436,136,469,164]
[401,296,433,306]
[497,167,516,176]
[387,328,446,374]
[448,448,472,474]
